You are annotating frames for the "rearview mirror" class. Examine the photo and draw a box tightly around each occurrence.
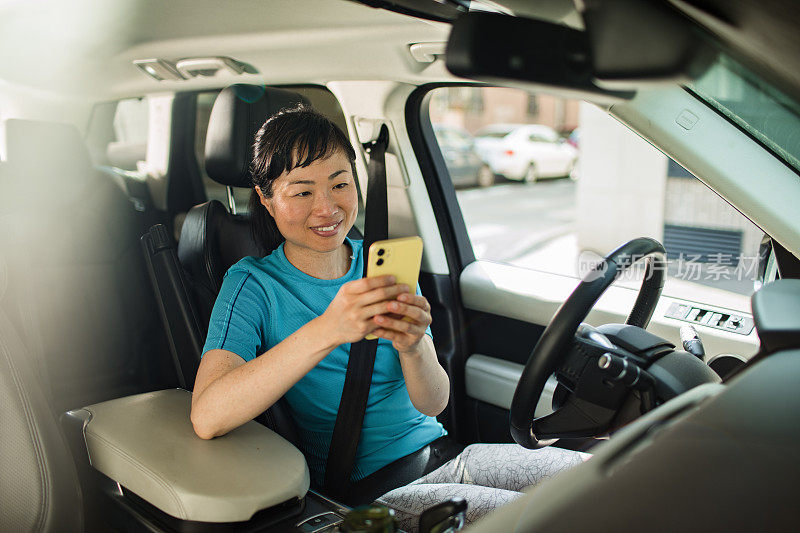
[446,12,629,100]
[445,3,716,96]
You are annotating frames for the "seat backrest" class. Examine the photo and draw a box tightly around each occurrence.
[0,156,82,533]
[143,86,310,445]
[0,306,83,532]
[1,119,175,415]
[177,199,264,329]
[178,85,312,325]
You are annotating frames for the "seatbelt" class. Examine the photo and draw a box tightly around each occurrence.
[324,124,390,497]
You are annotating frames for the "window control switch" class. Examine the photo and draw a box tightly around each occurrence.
[666,303,754,335]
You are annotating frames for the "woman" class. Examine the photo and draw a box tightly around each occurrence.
[190,105,587,530]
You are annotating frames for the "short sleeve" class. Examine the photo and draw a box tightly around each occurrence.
[202,269,269,362]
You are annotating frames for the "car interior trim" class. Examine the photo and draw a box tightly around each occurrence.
[465,354,558,418]
[76,389,310,523]
[460,260,759,361]
[406,83,480,272]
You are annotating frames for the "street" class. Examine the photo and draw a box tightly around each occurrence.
[456,179,755,299]
[456,178,580,276]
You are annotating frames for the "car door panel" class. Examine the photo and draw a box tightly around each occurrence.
[459,260,759,443]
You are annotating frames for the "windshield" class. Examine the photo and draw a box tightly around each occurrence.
[689,55,800,173]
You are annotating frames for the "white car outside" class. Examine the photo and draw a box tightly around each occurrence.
[475,124,578,182]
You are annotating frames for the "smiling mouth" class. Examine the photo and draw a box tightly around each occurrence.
[310,220,342,233]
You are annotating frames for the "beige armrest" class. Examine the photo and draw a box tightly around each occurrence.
[73,389,309,523]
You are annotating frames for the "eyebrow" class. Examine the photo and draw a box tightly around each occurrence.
[287,169,349,186]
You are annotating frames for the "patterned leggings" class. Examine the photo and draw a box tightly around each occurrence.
[375,443,589,532]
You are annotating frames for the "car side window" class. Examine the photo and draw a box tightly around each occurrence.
[86,96,149,170]
[427,86,763,303]
[113,98,149,145]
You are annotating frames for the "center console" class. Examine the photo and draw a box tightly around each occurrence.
[63,389,351,532]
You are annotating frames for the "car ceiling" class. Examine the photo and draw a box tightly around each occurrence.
[669,0,800,104]
[351,0,800,104]
[2,0,799,103]
[0,0,453,99]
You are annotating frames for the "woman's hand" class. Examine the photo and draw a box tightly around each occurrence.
[371,292,432,355]
[321,275,411,345]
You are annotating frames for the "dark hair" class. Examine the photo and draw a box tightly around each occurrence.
[249,105,357,253]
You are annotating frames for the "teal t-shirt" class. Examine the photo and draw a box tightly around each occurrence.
[202,237,445,484]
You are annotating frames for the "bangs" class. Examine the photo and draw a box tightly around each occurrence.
[288,125,342,171]
[252,106,356,188]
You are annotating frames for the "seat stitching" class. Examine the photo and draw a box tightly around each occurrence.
[87,430,187,518]
[0,317,49,532]
[200,203,216,291]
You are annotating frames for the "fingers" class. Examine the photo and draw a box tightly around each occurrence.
[371,328,402,343]
[359,294,431,324]
[374,314,427,336]
[372,320,426,353]
[357,283,411,307]
[371,326,418,345]
[396,293,431,312]
[384,300,431,325]
[346,275,396,294]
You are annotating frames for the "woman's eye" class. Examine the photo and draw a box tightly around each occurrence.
[294,191,311,197]
[333,182,349,190]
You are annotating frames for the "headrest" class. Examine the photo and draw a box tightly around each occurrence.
[205,85,310,188]
[3,119,95,204]
[106,141,146,171]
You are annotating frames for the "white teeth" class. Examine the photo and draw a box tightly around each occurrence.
[314,222,339,232]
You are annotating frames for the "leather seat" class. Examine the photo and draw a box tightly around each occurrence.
[0,119,174,416]
[1,159,82,532]
[0,119,168,532]
[0,304,83,532]
[154,85,313,445]
[178,85,311,327]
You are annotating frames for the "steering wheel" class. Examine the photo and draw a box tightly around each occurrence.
[510,238,667,449]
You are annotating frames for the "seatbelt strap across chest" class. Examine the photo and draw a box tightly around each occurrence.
[323,124,390,497]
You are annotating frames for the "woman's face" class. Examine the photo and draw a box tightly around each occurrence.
[258,150,358,259]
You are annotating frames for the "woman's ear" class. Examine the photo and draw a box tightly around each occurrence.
[255,186,274,217]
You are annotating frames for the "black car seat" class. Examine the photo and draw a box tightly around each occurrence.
[180,85,311,328]
[143,85,319,446]
[0,119,175,416]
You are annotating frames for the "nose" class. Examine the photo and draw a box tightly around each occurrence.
[312,189,338,217]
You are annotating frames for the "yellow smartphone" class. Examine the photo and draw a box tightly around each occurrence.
[365,236,424,340]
